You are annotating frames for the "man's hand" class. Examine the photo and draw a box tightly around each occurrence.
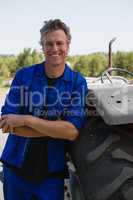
[0,114,27,133]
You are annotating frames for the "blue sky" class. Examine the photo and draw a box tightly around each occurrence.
[0,0,133,55]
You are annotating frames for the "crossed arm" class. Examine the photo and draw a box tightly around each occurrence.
[0,114,79,141]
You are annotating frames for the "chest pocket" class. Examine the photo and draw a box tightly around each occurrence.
[55,75,78,119]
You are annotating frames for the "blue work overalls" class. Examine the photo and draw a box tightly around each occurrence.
[1,62,87,200]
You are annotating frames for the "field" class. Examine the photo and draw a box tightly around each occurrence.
[0,87,8,200]
[0,87,9,102]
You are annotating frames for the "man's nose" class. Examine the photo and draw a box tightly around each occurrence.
[52,43,58,51]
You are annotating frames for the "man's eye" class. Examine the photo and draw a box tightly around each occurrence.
[45,41,65,47]
[57,42,64,46]
[45,42,53,47]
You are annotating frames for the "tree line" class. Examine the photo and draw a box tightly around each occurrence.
[0,48,133,82]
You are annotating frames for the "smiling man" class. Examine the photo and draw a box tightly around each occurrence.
[0,19,87,200]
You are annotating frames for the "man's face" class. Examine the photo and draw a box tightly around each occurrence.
[42,29,69,67]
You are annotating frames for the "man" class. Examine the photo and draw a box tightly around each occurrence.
[0,19,87,200]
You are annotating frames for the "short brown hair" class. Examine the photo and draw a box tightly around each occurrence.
[40,19,71,46]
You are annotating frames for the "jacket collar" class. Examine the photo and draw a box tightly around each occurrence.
[35,62,73,82]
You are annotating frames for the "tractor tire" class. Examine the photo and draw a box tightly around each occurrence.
[69,116,133,200]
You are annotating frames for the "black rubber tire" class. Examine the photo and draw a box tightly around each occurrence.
[69,117,133,200]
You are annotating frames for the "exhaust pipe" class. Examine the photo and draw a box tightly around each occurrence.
[108,37,116,69]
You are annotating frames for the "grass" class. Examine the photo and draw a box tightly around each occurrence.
[0,77,4,86]
[0,87,9,93]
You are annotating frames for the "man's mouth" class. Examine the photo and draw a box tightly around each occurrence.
[51,55,59,57]
[49,52,61,57]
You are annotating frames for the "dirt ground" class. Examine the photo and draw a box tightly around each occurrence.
[0,88,8,200]
[0,87,8,101]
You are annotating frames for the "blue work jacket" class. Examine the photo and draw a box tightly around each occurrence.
[1,62,87,173]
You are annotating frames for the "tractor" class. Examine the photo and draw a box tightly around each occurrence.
[68,38,133,200]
